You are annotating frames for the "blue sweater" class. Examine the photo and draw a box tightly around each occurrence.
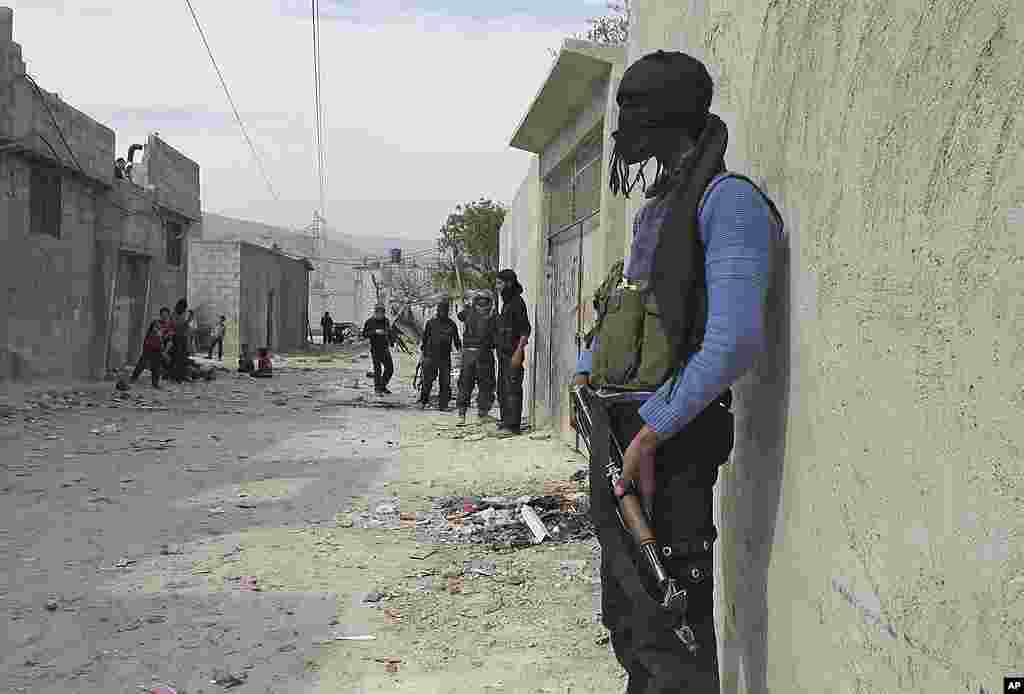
[576,174,781,438]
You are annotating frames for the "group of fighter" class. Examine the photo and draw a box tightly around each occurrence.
[359,268,531,437]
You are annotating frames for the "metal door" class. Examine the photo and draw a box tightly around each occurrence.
[547,212,598,430]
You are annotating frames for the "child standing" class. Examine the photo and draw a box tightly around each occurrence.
[208,316,226,360]
[129,321,164,388]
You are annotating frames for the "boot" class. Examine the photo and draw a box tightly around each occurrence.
[457,410,467,425]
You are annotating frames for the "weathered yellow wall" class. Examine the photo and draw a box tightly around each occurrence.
[629,1,1023,692]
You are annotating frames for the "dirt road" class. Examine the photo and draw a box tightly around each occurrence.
[1,348,624,693]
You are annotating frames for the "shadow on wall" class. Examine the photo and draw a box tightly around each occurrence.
[718,230,791,694]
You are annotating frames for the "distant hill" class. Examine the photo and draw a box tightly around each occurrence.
[200,212,436,261]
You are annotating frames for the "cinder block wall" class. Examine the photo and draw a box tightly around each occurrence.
[188,240,241,361]
[0,156,100,380]
[629,1,1023,692]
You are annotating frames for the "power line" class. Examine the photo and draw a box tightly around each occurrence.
[311,0,326,218]
[182,0,280,202]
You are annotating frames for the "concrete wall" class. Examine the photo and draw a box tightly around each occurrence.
[131,134,201,221]
[499,157,542,420]
[629,1,1023,692]
[95,181,192,371]
[200,212,358,325]
[0,154,101,379]
[238,242,310,354]
[0,7,199,380]
[188,240,241,360]
[0,23,114,185]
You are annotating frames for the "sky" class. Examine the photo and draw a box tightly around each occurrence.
[10,0,608,242]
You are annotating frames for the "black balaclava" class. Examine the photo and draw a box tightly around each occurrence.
[437,301,450,319]
[496,269,522,303]
[610,50,717,197]
[609,50,730,377]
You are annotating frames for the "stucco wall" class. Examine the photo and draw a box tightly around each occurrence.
[629,1,1023,692]
[499,157,542,417]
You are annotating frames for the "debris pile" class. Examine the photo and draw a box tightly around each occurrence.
[418,484,593,549]
[340,482,593,549]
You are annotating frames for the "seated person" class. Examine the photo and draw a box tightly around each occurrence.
[238,344,255,374]
[252,348,273,378]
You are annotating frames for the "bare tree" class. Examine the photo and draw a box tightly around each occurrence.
[548,1,630,57]
[577,0,630,45]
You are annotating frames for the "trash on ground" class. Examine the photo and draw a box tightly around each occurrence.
[363,590,384,603]
[414,485,593,549]
[332,634,376,641]
[520,505,549,544]
[211,670,248,688]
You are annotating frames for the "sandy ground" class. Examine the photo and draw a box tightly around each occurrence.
[1,345,625,693]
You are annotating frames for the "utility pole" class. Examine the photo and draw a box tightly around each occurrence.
[310,211,328,314]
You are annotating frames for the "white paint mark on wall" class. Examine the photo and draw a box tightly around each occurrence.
[831,576,897,639]
[904,523,930,549]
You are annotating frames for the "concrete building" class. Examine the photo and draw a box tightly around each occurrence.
[199,212,360,327]
[0,7,200,380]
[501,2,1022,692]
[503,39,627,435]
[188,240,311,359]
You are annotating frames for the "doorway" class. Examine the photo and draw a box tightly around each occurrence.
[107,252,151,371]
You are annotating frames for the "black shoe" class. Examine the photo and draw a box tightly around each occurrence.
[438,405,450,412]
[381,388,393,395]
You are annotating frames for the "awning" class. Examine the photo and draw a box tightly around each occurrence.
[509,39,624,154]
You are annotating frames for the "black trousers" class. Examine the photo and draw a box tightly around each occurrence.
[371,349,394,391]
[130,351,161,387]
[497,352,524,431]
[456,348,495,414]
[171,336,188,382]
[208,337,223,360]
[592,397,734,693]
[419,356,452,407]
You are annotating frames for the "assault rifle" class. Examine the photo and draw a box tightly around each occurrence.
[571,385,698,652]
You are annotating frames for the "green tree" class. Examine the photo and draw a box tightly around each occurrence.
[435,197,506,295]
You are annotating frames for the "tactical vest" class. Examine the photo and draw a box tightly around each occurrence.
[588,173,781,390]
[461,309,496,350]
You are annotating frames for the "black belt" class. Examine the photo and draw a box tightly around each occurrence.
[660,527,718,559]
